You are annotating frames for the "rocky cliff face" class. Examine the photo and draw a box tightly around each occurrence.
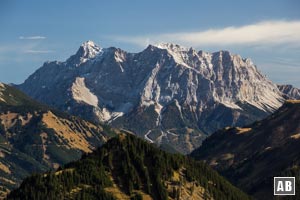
[18,41,284,153]
[278,84,300,100]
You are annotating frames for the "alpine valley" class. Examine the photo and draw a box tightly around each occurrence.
[18,41,286,154]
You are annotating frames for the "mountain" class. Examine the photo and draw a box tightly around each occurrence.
[278,84,300,100]
[190,100,300,199]
[0,83,113,198]
[18,41,284,153]
[7,134,250,200]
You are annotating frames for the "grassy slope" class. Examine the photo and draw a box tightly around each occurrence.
[0,84,113,197]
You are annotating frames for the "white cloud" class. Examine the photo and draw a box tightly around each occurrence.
[112,20,300,48]
[24,50,54,54]
[19,36,46,40]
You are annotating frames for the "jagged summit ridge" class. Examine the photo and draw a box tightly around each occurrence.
[67,40,103,66]
[146,43,282,112]
[278,84,300,100]
[79,40,102,58]
[154,42,189,52]
[18,41,284,153]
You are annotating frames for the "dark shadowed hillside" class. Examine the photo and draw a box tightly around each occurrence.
[191,100,300,199]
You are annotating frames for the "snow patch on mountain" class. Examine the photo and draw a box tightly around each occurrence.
[156,43,191,68]
[155,103,163,126]
[220,101,242,110]
[144,130,154,143]
[155,43,188,52]
[154,103,163,114]
[0,83,5,102]
[141,62,161,106]
[70,40,103,66]
[81,41,102,59]
[94,102,133,123]
[114,51,125,63]
[71,77,98,107]
[174,99,184,119]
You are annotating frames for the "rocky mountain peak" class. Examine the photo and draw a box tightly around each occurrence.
[154,42,188,52]
[67,40,103,66]
[79,40,102,56]
[213,50,231,57]
[18,42,286,153]
[278,84,300,100]
[82,40,96,46]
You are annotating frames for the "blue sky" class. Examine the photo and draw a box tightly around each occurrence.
[1,0,300,87]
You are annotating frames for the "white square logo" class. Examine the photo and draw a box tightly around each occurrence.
[274,177,295,195]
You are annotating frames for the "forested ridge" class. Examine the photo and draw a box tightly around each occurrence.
[8,134,250,200]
